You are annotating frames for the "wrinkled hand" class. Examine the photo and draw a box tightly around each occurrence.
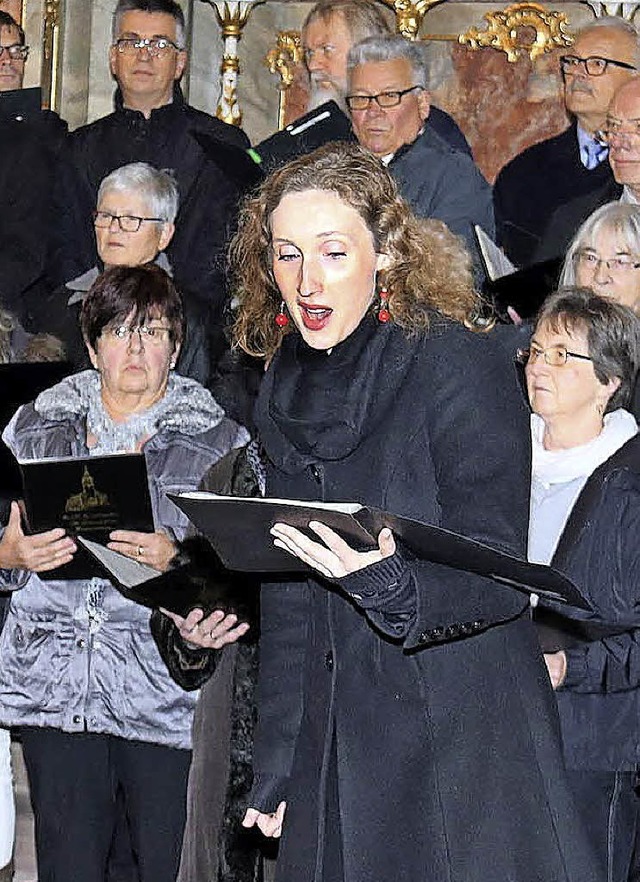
[108,529,177,573]
[544,650,567,689]
[270,521,396,579]
[161,606,249,650]
[242,801,286,838]
[0,501,76,573]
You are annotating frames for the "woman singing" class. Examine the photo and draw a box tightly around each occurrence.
[231,143,599,882]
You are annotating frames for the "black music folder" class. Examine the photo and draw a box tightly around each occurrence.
[168,493,591,610]
[18,452,154,579]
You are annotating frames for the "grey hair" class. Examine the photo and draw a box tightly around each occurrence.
[535,286,640,412]
[303,0,391,45]
[97,162,179,223]
[575,15,640,66]
[560,201,640,287]
[112,0,186,49]
[347,35,430,89]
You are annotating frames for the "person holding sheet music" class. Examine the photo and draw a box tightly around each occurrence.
[0,264,248,882]
[522,288,640,882]
[228,142,598,882]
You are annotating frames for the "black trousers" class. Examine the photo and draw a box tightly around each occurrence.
[20,727,191,882]
[567,769,640,882]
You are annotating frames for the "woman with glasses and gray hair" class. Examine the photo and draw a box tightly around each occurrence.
[559,201,640,415]
[0,264,249,882]
[51,161,211,387]
[521,287,640,882]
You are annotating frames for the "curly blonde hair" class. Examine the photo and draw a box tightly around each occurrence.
[231,142,479,359]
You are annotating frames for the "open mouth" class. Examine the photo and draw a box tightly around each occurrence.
[299,303,333,331]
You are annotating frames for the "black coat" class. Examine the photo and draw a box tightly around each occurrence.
[535,181,622,263]
[547,433,640,771]
[48,85,249,322]
[250,316,599,882]
[494,124,615,266]
[0,111,67,329]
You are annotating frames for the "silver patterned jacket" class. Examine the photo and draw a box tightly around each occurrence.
[0,371,249,749]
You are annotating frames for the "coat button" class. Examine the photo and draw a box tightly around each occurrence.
[324,651,334,671]
[76,638,86,649]
[72,714,82,725]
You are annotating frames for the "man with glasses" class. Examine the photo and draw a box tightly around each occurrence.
[49,0,251,369]
[253,0,470,171]
[494,16,639,266]
[0,11,67,331]
[346,35,493,257]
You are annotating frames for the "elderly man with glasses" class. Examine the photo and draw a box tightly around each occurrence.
[494,16,639,267]
[48,0,252,388]
[346,35,493,260]
[253,0,471,171]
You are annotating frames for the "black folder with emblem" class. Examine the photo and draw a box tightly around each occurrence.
[17,452,154,579]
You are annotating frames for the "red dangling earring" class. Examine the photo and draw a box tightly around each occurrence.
[377,287,391,323]
[275,301,290,328]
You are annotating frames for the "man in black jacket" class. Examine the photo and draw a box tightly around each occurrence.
[49,0,250,344]
[493,16,638,266]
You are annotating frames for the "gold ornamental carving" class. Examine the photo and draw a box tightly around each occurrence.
[265,30,303,129]
[379,0,446,40]
[265,31,303,90]
[459,3,572,63]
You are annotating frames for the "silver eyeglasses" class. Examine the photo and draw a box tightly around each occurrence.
[0,44,29,61]
[113,37,182,57]
[573,250,640,274]
[346,86,423,112]
[106,325,172,346]
[517,345,593,367]
[560,54,637,77]
[93,211,165,233]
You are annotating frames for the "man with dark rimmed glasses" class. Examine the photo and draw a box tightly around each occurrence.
[346,34,493,262]
[494,16,638,266]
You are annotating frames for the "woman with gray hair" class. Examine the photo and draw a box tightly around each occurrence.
[55,161,210,385]
[520,287,640,882]
[560,201,640,416]
[560,201,640,313]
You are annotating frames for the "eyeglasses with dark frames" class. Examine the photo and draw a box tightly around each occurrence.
[560,54,637,77]
[516,345,593,367]
[0,44,29,61]
[346,85,423,112]
[93,211,165,233]
[113,37,182,57]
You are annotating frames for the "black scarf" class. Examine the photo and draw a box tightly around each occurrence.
[255,315,424,475]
